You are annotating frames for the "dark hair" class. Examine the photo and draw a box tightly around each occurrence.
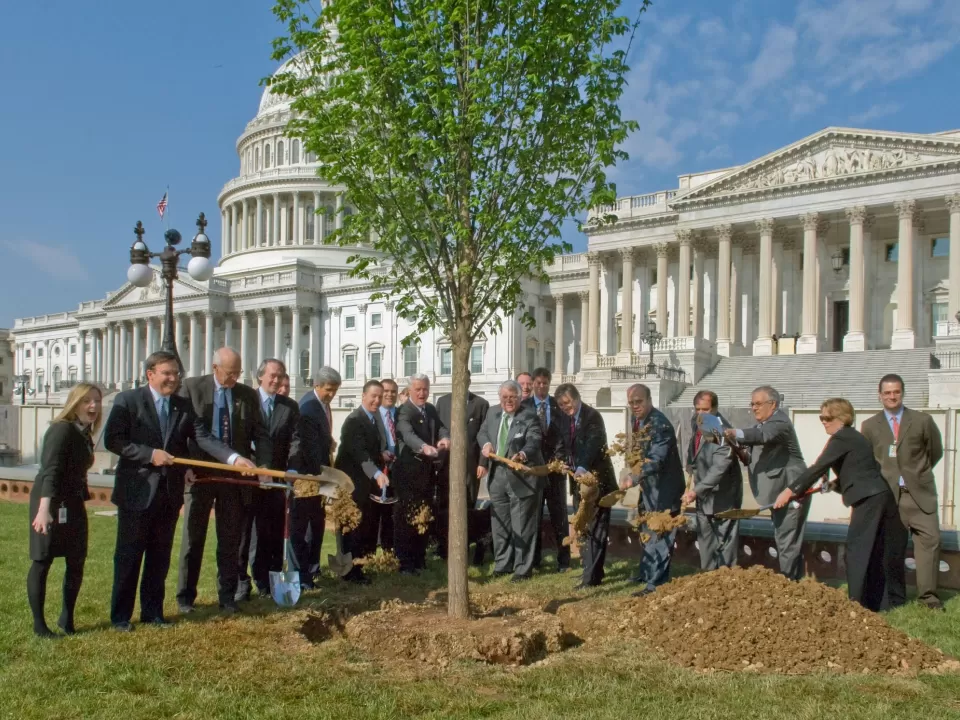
[145,351,178,373]
[380,378,398,391]
[879,373,904,392]
[532,367,552,382]
[554,382,580,402]
[517,371,533,381]
[693,390,718,410]
[363,379,384,394]
[257,358,286,378]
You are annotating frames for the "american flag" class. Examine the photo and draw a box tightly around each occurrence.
[156,192,168,220]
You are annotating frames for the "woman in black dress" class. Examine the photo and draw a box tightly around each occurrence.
[28,383,103,637]
[774,397,904,611]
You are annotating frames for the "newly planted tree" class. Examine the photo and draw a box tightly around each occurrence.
[270,0,644,618]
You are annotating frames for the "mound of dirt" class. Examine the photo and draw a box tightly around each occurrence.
[344,599,576,667]
[558,566,956,675]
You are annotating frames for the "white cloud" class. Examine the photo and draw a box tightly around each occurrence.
[697,144,732,162]
[697,18,726,38]
[788,84,828,117]
[849,102,903,124]
[659,13,692,37]
[1,240,92,282]
[737,24,797,104]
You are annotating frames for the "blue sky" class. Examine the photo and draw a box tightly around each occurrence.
[2,0,959,327]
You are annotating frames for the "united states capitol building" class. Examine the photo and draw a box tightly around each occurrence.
[11,61,960,412]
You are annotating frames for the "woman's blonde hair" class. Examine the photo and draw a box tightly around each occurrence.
[54,383,104,434]
[821,397,855,427]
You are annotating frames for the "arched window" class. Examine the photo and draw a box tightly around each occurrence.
[255,147,260,171]
[306,151,316,163]
[305,203,315,241]
[246,148,252,173]
[323,205,336,239]
[292,140,300,164]
[277,141,285,166]
[299,350,310,383]
[264,143,272,169]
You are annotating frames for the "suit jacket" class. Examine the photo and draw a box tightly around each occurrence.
[335,407,385,502]
[293,389,336,476]
[521,395,563,462]
[395,400,449,500]
[477,404,544,498]
[104,386,234,511]
[861,407,943,514]
[633,407,685,512]
[255,393,301,471]
[738,409,807,505]
[686,415,742,516]
[436,391,490,480]
[33,421,93,503]
[789,425,889,507]
[556,403,617,495]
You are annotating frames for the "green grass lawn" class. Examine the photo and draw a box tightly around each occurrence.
[1,500,959,720]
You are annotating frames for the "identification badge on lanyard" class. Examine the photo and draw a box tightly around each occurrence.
[58,505,68,524]
[888,444,897,458]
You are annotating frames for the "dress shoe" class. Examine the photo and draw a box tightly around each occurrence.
[34,624,57,639]
[57,618,76,635]
[177,603,195,615]
[220,602,240,616]
[510,574,531,583]
[113,621,135,633]
[143,617,173,628]
[631,587,655,598]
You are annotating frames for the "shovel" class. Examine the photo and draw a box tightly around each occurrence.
[172,457,354,498]
[270,488,301,607]
[370,467,398,506]
[715,484,823,520]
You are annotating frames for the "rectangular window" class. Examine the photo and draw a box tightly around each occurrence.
[617,272,624,288]
[651,269,658,285]
[545,350,553,371]
[344,354,356,380]
[403,346,418,377]
[886,243,899,262]
[470,345,483,374]
[527,305,536,319]
[25,349,31,358]
[841,247,850,266]
[932,237,949,257]
[69,345,77,355]
[526,347,535,371]
[69,368,77,382]
[440,348,452,375]
[345,315,356,330]
[370,351,382,378]
[545,310,553,324]
[932,302,948,337]
[370,312,382,328]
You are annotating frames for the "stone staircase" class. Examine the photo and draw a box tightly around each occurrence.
[669,349,934,409]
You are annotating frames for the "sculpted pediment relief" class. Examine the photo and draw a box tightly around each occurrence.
[104,269,207,308]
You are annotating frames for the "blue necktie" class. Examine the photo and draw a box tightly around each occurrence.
[217,388,231,444]
[158,398,170,437]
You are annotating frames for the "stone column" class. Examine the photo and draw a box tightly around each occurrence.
[91,331,100,383]
[676,229,692,337]
[617,248,634,361]
[385,302,395,377]
[798,213,821,354]
[256,309,266,370]
[272,192,281,247]
[273,307,284,361]
[239,311,251,383]
[754,218,775,355]
[223,313,234,351]
[731,233,744,349]
[553,294,565,375]
[577,291,589,370]
[241,199,249,250]
[335,194,344,230]
[892,199,918,349]
[715,224,732,355]
[313,192,322,244]
[585,252,601,365]
[771,227,787,336]
[188,312,201,377]
[291,305,303,390]
[118,322,128,386]
[78,330,87,383]
[357,305,367,380]
[131,320,141,383]
[317,196,326,242]
[844,206,868,351]
[255,195,264,247]
[655,243,669,334]
[947,194,960,332]
[309,308,321,382]
[293,192,301,246]
[227,205,235,254]
[204,312,215,374]
[691,235,705,339]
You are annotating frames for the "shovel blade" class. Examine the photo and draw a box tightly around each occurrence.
[714,507,762,520]
[369,493,398,505]
[269,571,302,607]
[598,489,626,508]
[328,552,354,578]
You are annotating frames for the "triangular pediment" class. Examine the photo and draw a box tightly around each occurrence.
[103,267,214,309]
[671,128,960,206]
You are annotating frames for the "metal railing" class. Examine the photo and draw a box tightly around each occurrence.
[932,351,960,370]
[610,364,686,383]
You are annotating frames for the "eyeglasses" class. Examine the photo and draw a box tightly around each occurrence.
[818,415,833,423]
[750,400,773,408]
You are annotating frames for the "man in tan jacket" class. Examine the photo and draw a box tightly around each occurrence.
[861,373,944,611]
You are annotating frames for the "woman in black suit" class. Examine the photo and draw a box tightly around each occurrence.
[774,397,904,611]
[28,383,103,637]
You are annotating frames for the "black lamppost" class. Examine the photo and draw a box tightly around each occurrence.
[14,374,28,405]
[126,214,214,374]
[831,249,845,274]
[640,318,662,376]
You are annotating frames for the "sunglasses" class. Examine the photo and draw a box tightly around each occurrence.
[818,415,833,423]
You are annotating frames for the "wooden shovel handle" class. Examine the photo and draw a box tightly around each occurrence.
[170,457,323,484]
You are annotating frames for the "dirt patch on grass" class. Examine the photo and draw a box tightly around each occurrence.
[298,609,350,643]
[557,566,957,676]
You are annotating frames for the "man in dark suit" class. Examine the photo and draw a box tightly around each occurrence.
[176,347,262,614]
[335,380,391,584]
[554,383,617,588]
[375,378,399,552]
[434,370,489,563]
[525,367,569,572]
[104,350,244,631]
[619,383,685,595]
[724,385,808,580]
[394,373,450,574]
[289,366,341,588]
[861,373,944,610]
[682,390,742,570]
[236,358,300,601]
[478,380,543,580]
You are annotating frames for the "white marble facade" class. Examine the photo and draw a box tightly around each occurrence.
[11,61,960,406]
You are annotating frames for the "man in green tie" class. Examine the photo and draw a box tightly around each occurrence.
[479,380,544,581]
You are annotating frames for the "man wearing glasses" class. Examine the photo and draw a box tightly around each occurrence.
[723,385,808,580]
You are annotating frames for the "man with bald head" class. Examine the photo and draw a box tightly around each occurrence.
[176,347,262,615]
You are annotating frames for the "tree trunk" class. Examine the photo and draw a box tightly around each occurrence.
[446,330,472,619]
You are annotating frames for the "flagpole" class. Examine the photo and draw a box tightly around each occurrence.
[165,184,170,231]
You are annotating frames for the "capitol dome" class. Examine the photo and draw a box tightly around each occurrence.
[255,53,309,120]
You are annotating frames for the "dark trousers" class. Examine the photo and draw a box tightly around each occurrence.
[489,478,542,578]
[176,482,243,607]
[338,494,379,575]
[111,491,180,624]
[581,506,611,586]
[237,487,285,597]
[771,498,809,580]
[695,510,739,570]
[394,497,430,572]
[847,490,906,611]
[370,500,395,552]
[290,495,326,585]
[532,475,571,570]
[27,555,84,632]
[896,489,941,605]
